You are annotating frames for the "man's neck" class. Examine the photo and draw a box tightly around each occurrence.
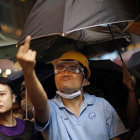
[61,91,84,117]
[0,110,16,127]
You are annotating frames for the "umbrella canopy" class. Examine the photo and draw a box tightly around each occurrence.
[17,0,139,62]
[88,60,127,104]
[19,0,138,40]
[27,36,129,62]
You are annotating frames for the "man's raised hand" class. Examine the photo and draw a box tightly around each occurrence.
[16,36,37,75]
[122,62,136,91]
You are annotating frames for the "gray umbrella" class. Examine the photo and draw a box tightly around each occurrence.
[18,0,138,40]
[17,0,139,61]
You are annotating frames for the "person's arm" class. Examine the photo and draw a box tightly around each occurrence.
[126,90,139,129]
[16,36,49,123]
[122,63,139,129]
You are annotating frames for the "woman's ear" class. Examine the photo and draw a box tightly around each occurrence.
[12,94,16,104]
[82,79,90,86]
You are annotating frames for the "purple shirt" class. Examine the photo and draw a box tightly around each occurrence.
[0,118,25,136]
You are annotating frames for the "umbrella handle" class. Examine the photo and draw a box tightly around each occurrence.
[107,24,124,64]
[122,62,136,91]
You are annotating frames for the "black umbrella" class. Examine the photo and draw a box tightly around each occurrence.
[17,0,139,62]
[87,60,127,106]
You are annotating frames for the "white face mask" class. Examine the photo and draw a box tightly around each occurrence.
[56,90,81,99]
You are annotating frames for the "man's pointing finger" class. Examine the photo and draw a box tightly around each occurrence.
[17,36,31,57]
[24,35,31,50]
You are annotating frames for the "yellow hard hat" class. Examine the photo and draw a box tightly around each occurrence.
[52,50,91,79]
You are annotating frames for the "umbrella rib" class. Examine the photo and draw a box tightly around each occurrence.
[64,19,134,35]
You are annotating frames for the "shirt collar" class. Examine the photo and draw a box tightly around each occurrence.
[83,92,95,105]
[53,94,65,108]
[53,92,95,109]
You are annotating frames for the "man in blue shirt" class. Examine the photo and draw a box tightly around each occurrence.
[17,36,128,140]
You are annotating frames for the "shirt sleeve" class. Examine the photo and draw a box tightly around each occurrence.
[103,99,128,139]
[35,100,53,132]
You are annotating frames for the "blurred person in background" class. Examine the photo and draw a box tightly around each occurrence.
[13,103,24,119]
[20,81,48,139]
[0,77,39,140]
[122,63,140,140]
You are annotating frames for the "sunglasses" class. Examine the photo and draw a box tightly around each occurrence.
[54,61,84,74]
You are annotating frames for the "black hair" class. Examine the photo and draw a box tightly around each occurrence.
[0,77,13,94]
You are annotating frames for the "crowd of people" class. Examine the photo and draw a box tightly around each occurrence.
[0,36,139,139]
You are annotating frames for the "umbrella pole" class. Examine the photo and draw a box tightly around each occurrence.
[107,24,124,64]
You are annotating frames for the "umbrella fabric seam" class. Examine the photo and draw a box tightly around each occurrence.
[64,19,134,35]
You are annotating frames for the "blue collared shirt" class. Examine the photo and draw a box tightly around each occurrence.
[36,93,128,140]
